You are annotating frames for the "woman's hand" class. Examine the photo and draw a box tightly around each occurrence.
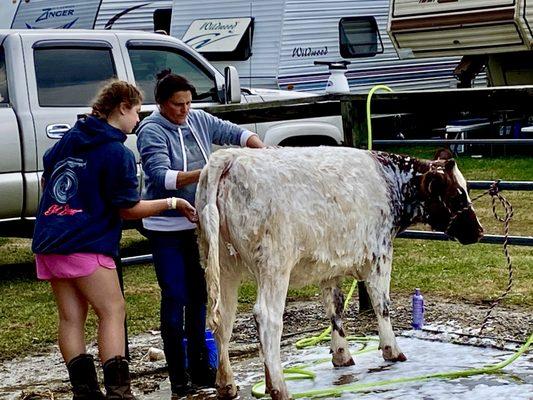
[245,134,266,148]
[177,199,198,223]
[176,169,202,188]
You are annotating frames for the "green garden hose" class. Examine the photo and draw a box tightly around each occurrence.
[366,85,393,150]
[295,279,358,349]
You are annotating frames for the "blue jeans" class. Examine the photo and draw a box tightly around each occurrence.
[147,229,209,390]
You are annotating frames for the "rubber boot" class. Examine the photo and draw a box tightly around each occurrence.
[103,356,137,399]
[66,353,105,400]
[189,355,216,389]
[171,382,195,400]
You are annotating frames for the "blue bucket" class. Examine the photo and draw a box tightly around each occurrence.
[183,329,218,368]
[205,329,218,368]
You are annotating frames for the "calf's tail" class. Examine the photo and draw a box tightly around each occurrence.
[198,154,233,333]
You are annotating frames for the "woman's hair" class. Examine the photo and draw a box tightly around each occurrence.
[154,69,197,104]
[91,80,143,119]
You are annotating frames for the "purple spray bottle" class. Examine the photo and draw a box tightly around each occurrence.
[411,288,424,330]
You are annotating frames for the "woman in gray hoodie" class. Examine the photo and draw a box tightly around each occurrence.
[136,70,264,398]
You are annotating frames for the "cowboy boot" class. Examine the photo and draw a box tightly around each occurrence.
[103,356,137,399]
[188,354,217,389]
[66,353,105,400]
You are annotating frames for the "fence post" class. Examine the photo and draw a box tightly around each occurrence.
[355,99,371,310]
[341,98,367,148]
[353,102,368,149]
[341,97,372,311]
[341,99,355,146]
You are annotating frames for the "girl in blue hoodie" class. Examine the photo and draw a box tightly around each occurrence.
[32,80,197,400]
[136,70,265,398]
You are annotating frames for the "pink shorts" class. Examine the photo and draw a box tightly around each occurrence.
[35,253,116,280]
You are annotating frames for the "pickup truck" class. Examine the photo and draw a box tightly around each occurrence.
[0,29,343,236]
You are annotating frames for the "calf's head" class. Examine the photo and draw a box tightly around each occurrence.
[419,153,483,245]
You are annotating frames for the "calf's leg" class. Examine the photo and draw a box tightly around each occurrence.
[365,257,406,362]
[214,268,242,399]
[253,268,291,400]
[321,282,354,367]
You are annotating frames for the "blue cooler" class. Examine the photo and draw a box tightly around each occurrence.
[183,329,218,368]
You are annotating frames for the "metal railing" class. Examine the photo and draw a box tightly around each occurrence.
[373,139,533,145]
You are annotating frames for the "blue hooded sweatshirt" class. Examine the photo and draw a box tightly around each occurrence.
[32,115,140,257]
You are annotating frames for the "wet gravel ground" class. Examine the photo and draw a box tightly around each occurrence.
[4,294,532,399]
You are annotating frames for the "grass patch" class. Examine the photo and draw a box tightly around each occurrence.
[1,230,529,362]
[391,239,533,305]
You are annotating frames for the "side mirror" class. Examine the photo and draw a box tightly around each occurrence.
[224,66,241,104]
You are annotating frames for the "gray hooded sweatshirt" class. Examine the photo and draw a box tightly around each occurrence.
[136,108,253,231]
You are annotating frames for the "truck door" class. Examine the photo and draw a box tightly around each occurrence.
[0,45,23,220]
[21,32,128,217]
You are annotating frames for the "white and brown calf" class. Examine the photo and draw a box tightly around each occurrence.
[196,147,483,400]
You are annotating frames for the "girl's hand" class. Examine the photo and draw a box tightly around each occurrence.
[177,199,198,222]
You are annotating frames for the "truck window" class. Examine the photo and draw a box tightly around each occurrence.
[128,47,217,104]
[34,48,116,107]
[0,49,8,104]
[339,17,383,59]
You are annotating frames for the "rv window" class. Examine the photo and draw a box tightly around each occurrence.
[34,48,116,107]
[339,17,383,58]
[153,8,172,34]
[128,47,217,104]
[0,48,8,104]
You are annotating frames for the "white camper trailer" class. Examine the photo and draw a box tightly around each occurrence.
[1,0,172,31]
[388,0,533,86]
[170,0,466,93]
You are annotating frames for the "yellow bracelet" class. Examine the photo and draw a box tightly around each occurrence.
[171,197,178,210]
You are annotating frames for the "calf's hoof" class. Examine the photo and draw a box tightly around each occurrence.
[395,353,407,362]
[381,345,407,362]
[332,355,355,367]
[332,347,355,367]
[269,388,292,400]
[216,383,239,399]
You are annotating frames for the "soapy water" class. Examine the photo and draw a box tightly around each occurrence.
[275,337,532,399]
[143,332,532,399]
